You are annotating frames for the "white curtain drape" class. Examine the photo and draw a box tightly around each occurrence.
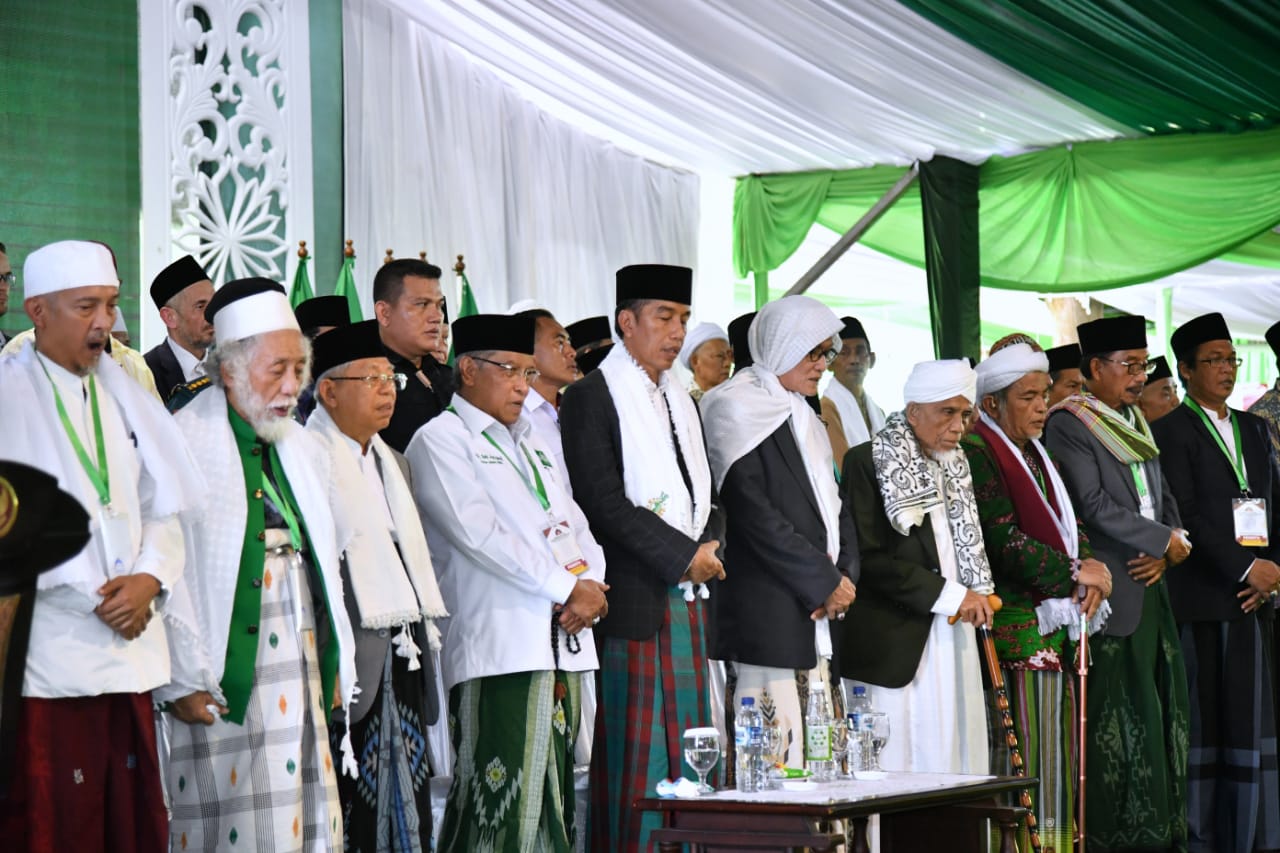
[343,0,699,321]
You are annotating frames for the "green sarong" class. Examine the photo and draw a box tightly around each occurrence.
[1085,582,1190,852]
[438,670,579,853]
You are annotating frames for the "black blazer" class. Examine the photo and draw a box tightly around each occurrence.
[560,370,722,641]
[144,341,186,405]
[716,424,858,671]
[379,348,453,453]
[1152,403,1280,623]
[837,441,948,688]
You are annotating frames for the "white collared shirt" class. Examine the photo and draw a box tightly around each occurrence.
[522,386,567,488]
[25,352,183,698]
[166,335,206,382]
[406,394,606,689]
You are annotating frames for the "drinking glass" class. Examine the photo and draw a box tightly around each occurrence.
[863,712,890,772]
[682,727,721,795]
[830,718,851,778]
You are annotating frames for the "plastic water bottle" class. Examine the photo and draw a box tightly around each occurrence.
[734,697,764,792]
[847,684,872,730]
[805,680,835,782]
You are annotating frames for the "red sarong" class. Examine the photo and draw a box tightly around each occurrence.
[0,692,167,852]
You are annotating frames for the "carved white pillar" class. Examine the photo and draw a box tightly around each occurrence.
[139,0,314,350]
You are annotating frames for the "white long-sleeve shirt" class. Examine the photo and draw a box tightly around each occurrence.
[406,394,605,690]
[23,353,183,698]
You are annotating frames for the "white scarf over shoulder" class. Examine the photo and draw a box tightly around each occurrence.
[306,405,447,660]
[0,341,203,598]
[824,379,886,448]
[598,342,712,540]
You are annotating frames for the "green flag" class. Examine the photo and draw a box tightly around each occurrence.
[333,252,363,321]
[447,270,479,365]
[288,250,314,309]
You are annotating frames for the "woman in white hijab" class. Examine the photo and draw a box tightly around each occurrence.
[701,295,858,768]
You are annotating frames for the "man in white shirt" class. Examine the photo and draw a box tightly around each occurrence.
[306,319,447,851]
[0,239,198,851]
[143,254,215,403]
[821,316,886,463]
[408,313,608,852]
[517,308,579,481]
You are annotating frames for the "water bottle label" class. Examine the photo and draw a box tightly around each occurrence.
[735,727,748,747]
[805,724,831,761]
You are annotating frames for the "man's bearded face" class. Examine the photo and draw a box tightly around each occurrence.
[226,329,309,442]
[906,395,973,456]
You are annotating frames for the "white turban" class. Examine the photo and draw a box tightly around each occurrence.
[214,290,300,346]
[975,343,1050,399]
[23,240,119,298]
[903,358,978,405]
[748,295,843,375]
[679,321,731,370]
[507,298,546,315]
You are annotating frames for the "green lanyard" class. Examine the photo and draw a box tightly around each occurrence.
[260,471,303,550]
[1129,462,1149,502]
[448,405,551,512]
[40,359,110,506]
[1185,397,1250,494]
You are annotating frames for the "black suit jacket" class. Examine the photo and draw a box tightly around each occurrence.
[379,347,453,453]
[717,424,859,671]
[1152,403,1280,623]
[560,370,722,641]
[837,441,948,688]
[144,340,186,404]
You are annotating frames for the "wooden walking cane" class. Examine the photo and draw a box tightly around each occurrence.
[951,594,1042,852]
[1075,598,1090,853]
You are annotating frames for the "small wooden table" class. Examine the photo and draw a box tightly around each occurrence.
[636,773,1035,852]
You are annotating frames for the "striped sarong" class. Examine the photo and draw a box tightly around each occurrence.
[1181,617,1280,852]
[589,588,712,853]
[438,670,579,852]
[167,538,343,852]
[987,670,1076,853]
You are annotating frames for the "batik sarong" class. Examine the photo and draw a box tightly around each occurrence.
[437,669,578,852]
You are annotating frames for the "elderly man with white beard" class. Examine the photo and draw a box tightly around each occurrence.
[162,278,358,852]
[838,359,994,775]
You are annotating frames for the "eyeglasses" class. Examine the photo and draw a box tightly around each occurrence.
[1198,356,1243,369]
[0,272,14,287]
[805,345,838,366]
[329,373,408,390]
[472,356,540,384]
[1100,357,1156,376]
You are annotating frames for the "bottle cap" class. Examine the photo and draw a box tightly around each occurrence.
[811,679,825,689]
[853,685,866,695]
[741,696,755,707]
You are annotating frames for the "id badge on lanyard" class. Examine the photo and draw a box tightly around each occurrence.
[543,517,588,575]
[1233,498,1269,547]
[98,504,132,576]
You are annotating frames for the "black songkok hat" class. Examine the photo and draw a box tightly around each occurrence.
[1045,343,1082,374]
[728,311,757,369]
[839,316,870,346]
[1147,355,1173,383]
[615,264,693,306]
[0,461,91,593]
[1267,321,1280,358]
[576,343,613,376]
[311,320,384,379]
[204,277,287,324]
[452,313,536,356]
[149,255,209,310]
[294,295,352,335]
[1170,312,1232,364]
[1077,315,1147,355]
[566,316,612,350]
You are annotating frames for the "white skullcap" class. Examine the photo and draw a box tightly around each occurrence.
[748,296,843,375]
[211,281,300,346]
[679,321,730,370]
[23,240,119,299]
[507,298,546,315]
[903,358,978,405]
[975,343,1049,399]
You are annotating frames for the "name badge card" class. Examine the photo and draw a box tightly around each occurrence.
[98,505,132,575]
[1233,498,1269,547]
[543,519,588,575]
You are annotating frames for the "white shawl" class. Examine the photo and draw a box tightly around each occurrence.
[598,344,712,541]
[824,379,887,448]
[0,340,202,598]
[306,405,447,658]
[165,386,359,772]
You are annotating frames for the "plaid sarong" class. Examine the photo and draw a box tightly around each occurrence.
[167,537,343,852]
[589,588,712,853]
[437,670,578,852]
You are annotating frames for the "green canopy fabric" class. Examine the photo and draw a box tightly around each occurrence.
[898,0,1280,135]
[734,127,1280,293]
